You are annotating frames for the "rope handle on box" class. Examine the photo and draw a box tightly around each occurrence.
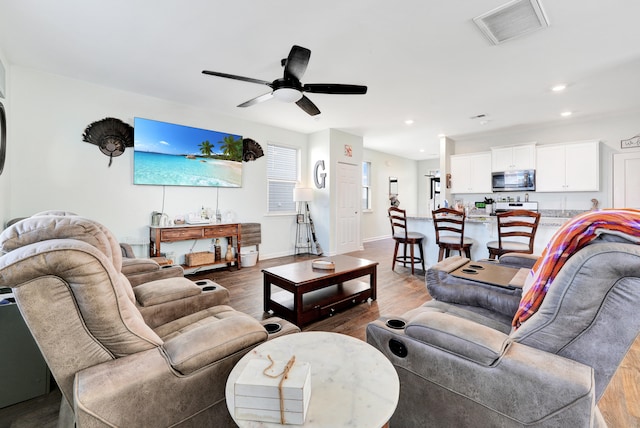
[263,354,296,424]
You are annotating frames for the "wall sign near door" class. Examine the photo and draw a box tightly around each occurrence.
[621,135,640,149]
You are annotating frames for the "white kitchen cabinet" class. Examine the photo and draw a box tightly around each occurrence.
[450,152,492,194]
[491,144,536,171]
[536,141,599,192]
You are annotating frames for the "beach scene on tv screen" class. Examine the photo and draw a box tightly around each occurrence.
[133,117,243,187]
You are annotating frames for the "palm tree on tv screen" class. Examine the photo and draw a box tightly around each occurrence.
[220,135,242,161]
[198,140,213,157]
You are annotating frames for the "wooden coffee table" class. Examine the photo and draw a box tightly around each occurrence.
[263,255,378,326]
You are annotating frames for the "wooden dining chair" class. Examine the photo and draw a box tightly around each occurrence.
[432,208,473,262]
[388,207,425,274]
[486,209,541,259]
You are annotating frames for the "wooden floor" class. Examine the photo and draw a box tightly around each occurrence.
[1,239,638,427]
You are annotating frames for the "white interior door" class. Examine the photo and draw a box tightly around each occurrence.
[336,162,360,254]
[613,152,640,208]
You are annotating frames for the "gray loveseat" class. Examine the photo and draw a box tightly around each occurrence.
[367,231,640,427]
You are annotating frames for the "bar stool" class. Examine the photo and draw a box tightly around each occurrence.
[388,207,425,274]
[487,209,541,259]
[432,208,473,262]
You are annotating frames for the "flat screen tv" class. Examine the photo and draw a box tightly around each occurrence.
[133,117,243,187]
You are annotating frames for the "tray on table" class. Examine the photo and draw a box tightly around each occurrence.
[450,261,528,289]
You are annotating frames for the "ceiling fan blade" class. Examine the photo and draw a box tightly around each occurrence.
[202,70,272,86]
[238,92,274,108]
[283,45,311,81]
[303,83,368,95]
[296,95,321,116]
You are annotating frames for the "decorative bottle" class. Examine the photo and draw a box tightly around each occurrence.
[214,238,221,261]
[225,245,233,261]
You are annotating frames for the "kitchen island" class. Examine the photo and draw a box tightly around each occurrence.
[406,212,576,268]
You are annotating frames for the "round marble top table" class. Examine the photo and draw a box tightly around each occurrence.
[225,331,399,427]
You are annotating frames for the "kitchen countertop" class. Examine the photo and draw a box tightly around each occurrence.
[408,209,589,227]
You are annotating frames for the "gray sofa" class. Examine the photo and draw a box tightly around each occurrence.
[0,215,299,427]
[367,231,640,427]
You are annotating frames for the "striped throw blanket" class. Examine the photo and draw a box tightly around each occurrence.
[512,209,640,328]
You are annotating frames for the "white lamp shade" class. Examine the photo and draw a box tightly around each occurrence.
[273,87,303,103]
[293,187,313,202]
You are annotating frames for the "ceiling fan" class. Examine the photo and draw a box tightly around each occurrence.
[202,45,367,116]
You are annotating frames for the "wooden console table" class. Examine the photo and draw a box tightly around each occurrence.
[149,223,242,269]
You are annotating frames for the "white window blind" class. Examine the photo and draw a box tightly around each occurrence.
[267,144,298,213]
[362,161,372,210]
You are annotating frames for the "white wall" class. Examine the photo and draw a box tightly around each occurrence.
[309,130,331,253]
[417,158,440,216]
[7,66,309,260]
[361,149,419,242]
[308,129,364,254]
[6,66,636,259]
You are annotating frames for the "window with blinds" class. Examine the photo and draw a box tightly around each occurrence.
[267,144,299,213]
[362,161,372,210]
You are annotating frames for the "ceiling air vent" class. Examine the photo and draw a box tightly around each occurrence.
[473,0,549,45]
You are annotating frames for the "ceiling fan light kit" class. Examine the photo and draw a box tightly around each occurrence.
[273,87,303,103]
[202,45,367,116]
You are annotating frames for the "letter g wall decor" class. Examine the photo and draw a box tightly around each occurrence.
[314,160,327,189]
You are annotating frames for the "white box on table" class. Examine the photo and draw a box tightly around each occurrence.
[234,358,311,425]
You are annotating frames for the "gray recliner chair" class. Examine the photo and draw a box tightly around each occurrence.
[21,210,187,288]
[367,230,640,427]
[0,215,296,427]
[421,252,536,326]
[10,213,231,328]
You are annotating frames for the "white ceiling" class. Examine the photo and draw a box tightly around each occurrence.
[1,0,640,160]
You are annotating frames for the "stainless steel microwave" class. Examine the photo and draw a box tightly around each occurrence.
[492,170,535,192]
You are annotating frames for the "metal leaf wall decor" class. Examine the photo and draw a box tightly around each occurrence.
[82,117,134,166]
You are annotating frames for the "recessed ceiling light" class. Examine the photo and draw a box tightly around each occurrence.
[479,120,491,125]
[405,119,414,125]
[419,149,425,153]
[551,84,567,92]
[561,111,572,117]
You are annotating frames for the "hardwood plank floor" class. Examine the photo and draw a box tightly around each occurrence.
[1,239,638,427]
[192,240,429,341]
